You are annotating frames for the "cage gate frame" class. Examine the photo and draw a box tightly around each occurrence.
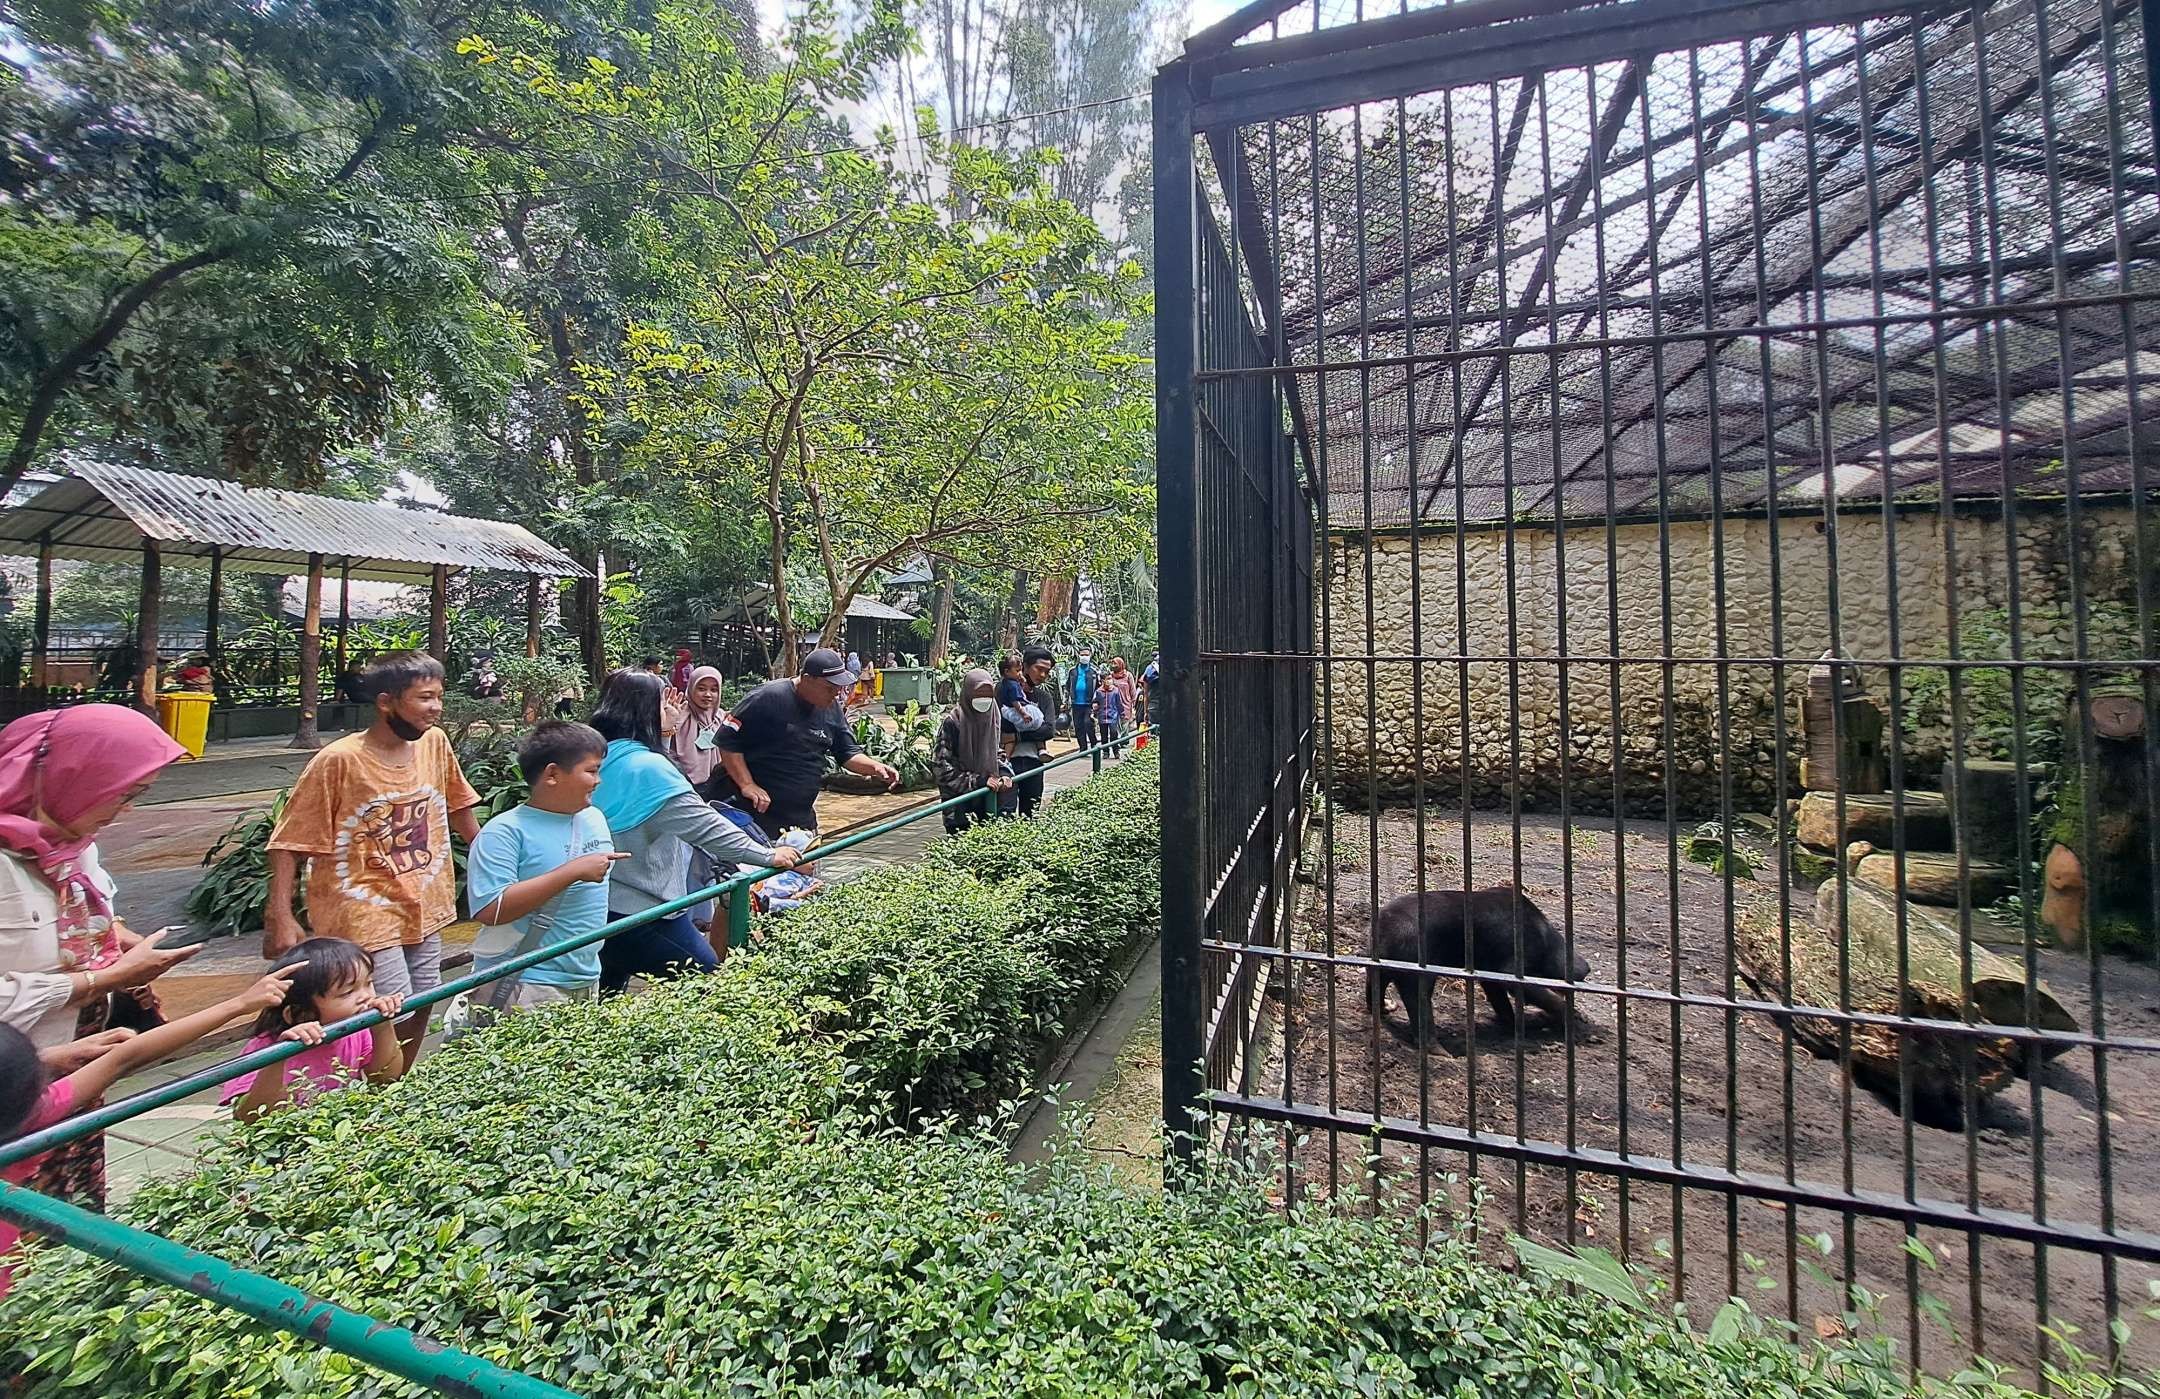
[1158,0,2160,1377]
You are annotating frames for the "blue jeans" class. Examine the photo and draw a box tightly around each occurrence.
[599,909,717,993]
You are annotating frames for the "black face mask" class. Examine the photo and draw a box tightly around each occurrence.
[384,713,428,742]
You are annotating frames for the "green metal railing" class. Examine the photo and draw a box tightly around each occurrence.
[0,730,1145,1397]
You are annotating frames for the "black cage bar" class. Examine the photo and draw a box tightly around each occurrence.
[1158,0,2160,1378]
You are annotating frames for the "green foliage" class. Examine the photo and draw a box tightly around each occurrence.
[489,655,583,722]
[847,703,940,792]
[181,790,298,937]
[601,572,647,669]
[1685,820,1761,880]
[1903,602,2146,768]
[0,0,523,489]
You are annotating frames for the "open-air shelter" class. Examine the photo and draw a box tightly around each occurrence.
[702,589,921,674]
[0,461,587,741]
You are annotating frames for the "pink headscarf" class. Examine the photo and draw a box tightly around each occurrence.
[0,706,185,967]
[666,666,727,785]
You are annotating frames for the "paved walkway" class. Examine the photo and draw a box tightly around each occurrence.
[89,736,1126,1206]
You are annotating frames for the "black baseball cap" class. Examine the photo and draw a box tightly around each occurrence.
[800,648,851,681]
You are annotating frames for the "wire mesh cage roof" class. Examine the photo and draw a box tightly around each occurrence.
[1193,0,2160,527]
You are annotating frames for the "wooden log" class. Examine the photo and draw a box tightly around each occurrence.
[1941,758,2036,868]
[2059,691,2153,948]
[1854,852,2012,906]
[1736,882,2079,1121]
[1794,790,1951,852]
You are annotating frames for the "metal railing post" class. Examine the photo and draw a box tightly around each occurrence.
[725,885,752,949]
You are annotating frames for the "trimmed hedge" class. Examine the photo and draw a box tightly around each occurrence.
[0,753,2097,1396]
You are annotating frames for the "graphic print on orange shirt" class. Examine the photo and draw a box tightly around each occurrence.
[336,788,448,905]
[355,794,439,879]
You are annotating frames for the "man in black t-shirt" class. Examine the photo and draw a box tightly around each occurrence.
[713,648,899,838]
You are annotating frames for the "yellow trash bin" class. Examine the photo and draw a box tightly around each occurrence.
[157,691,214,759]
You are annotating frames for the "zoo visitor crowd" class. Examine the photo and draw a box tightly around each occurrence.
[0,638,1151,1295]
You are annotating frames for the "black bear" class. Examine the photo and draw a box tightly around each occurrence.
[1367,886,1590,1046]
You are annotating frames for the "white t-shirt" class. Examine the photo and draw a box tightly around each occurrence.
[0,844,116,1049]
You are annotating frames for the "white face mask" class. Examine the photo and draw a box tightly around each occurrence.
[970,696,995,713]
[1078,654,1091,665]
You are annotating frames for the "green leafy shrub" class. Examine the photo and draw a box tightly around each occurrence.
[751,751,1159,1122]
[1684,819,1760,880]
[0,999,2020,1395]
[1902,602,2145,769]
[181,789,299,936]
[845,702,939,791]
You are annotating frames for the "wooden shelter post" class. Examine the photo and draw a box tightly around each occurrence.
[336,559,352,680]
[133,539,160,715]
[429,564,449,663]
[204,546,223,682]
[31,533,50,689]
[293,551,324,750]
[525,575,543,659]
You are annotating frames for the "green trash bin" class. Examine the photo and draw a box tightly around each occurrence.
[881,666,933,708]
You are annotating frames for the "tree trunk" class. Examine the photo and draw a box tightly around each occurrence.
[520,249,605,688]
[1037,576,1073,628]
[1004,569,1029,649]
[1736,882,2078,1123]
[293,552,324,750]
[572,553,603,686]
[767,505,798,675]
[2061,690,2153,944]
[930,561,954,664]
[1942,758,2035,868]
[134,539,161,715]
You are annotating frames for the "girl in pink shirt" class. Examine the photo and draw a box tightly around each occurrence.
[220,937,406,1123]
[1,965,305,1296]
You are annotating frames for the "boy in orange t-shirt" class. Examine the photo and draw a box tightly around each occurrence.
[265,651,481,1068]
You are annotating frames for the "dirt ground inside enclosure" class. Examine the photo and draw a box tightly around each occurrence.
[1264,809,2160,1376]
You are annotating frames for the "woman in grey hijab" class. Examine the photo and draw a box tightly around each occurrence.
[931,668,1014,832]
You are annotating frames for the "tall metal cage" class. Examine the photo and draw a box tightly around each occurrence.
[1157,0,2160,1377]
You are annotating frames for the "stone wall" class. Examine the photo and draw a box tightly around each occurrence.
[1319,503,2145,814]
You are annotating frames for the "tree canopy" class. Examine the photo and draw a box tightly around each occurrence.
[0,0,1157,674]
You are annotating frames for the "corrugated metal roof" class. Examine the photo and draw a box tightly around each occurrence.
[0,462,588,582]
[706,587,918,626]
[842,595,917,622]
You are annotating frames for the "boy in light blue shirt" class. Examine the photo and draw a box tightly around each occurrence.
[464,721,624,1015]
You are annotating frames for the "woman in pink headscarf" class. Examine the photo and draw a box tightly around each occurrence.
[0,705,200,1208]
[665,667,727,787]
